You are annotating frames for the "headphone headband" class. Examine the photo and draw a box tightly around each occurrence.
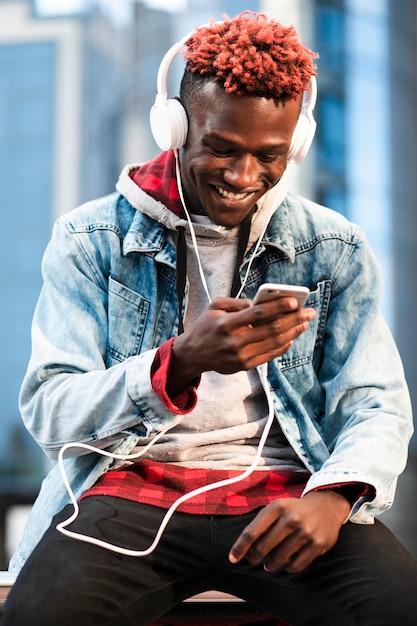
[150,27,317,162]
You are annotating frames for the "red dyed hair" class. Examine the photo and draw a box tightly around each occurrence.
[182,12,318,100]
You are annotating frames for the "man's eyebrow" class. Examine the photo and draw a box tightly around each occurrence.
[205,130,288,150]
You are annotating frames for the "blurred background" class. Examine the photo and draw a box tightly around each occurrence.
[0,0,416,569]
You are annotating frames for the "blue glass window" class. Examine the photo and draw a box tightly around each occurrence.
[0,41,56,491]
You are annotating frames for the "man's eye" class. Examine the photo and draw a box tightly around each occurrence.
[257,153,282,163]
[208,144,232,156]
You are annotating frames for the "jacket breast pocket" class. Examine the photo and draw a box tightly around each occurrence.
[276,280,330,372]
[106,277,150,364]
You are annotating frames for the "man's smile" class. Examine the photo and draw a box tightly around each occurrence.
[214,185,254,201]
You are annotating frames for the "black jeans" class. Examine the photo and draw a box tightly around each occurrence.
[2,495,417,626]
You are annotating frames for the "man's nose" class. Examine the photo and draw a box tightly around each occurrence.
[223,154,260,189]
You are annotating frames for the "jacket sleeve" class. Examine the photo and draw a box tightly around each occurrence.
[19,216,182,460]
[301,231,413,522]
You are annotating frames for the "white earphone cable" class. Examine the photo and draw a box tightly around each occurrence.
[174,150,212,304]
[56,151,286,556]
[56,365,273,556]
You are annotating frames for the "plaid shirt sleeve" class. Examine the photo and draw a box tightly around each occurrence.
[151,337,200,414]
[313,482,375,505]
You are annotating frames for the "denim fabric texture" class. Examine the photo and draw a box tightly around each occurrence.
[10,186,413,572]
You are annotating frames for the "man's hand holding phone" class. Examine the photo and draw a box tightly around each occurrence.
[168,285,315,395]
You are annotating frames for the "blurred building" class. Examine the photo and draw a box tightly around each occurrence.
[0,0,129,566]
[122,1,172,163]
[389,0,417,449]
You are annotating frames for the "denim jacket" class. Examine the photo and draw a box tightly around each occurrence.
[10,184,413,572]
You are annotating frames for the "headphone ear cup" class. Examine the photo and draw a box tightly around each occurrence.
[150,97,188,151]
[288,76,317,164]
[288,113,315,164]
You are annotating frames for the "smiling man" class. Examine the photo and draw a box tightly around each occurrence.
[2,12,417,626]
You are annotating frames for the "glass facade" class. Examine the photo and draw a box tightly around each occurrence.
[314,0,347,217]
[345,0,392,322]
[0,40,56,493]
[80,40,125,202]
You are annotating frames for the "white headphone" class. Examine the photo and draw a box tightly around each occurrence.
[150,27,317,163]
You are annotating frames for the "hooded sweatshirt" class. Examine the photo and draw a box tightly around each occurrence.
[114,152,306,474]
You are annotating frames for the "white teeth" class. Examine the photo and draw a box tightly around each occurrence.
[215,186,249,200]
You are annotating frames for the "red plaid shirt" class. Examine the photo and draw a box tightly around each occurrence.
[80,460,309,514]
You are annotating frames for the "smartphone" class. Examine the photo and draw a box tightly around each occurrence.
[252,283,310,308]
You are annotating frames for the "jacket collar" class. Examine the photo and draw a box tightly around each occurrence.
[262,198,296,263]
[117,157,296,263]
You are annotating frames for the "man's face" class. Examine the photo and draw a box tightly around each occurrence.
[179,80,301,228]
